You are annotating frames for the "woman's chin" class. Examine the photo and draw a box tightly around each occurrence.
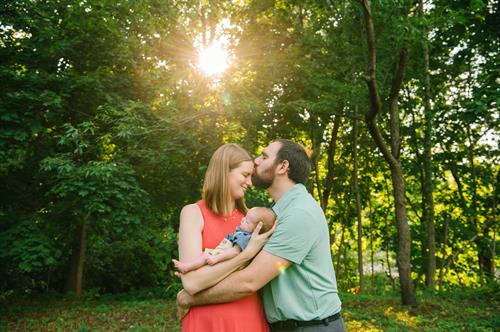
[232,192,245,201]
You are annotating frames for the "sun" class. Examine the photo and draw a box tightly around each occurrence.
[198,44,229,76]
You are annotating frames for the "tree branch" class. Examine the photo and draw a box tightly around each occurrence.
[360,0,398,169]
[389,49,409,160]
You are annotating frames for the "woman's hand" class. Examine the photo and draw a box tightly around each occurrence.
[241,222,276,260]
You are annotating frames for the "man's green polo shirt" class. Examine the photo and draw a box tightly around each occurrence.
[261,184,342,323]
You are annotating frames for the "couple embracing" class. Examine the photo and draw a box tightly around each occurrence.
[174,139,346,332]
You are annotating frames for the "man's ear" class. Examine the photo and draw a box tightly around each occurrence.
[276,160,289,175]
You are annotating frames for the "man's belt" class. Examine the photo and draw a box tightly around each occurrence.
[270,312,341,330]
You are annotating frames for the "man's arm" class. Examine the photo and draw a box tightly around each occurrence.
[178,249,290,308]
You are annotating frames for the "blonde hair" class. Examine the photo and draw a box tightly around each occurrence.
[203,144,252,216]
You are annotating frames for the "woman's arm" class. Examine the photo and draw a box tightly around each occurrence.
[177,204,263,295]
[177,204,204,264]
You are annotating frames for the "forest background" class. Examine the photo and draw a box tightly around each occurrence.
[0,0,498,330]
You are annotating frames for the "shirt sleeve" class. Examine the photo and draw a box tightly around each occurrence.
[263,208,317,264]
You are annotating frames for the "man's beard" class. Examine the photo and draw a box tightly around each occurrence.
[252,165,276,189]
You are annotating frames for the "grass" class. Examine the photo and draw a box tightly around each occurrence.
[1,295,179,332]
[342,287,499,331]
[1,286,498,331]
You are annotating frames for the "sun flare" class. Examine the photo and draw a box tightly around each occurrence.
[198,44,229,76]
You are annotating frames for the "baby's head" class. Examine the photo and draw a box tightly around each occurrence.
[240,207,275,233]
[239,216,258,232]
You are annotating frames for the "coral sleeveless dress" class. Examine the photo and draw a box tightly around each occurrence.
[181,201,270,332]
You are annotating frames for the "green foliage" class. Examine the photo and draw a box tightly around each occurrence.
[0,215,61,292]
[0,0,498,301]
[40,120,150,223]
[86,240,159,293]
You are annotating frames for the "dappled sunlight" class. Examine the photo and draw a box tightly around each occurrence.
[345,319,384,331]
[383,306,418,329]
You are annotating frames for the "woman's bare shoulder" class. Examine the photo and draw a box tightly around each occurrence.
[181,203,201,214]
[179,203,203,226]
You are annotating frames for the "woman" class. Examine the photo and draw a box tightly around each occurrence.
[176,143,271,332]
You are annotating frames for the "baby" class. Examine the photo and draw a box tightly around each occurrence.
[173,207,276,273]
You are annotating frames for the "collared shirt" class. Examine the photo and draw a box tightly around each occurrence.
[262,184,342,323]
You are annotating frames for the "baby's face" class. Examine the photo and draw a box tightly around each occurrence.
[239,217,256,232]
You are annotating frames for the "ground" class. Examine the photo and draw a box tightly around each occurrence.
[1,286,498,331]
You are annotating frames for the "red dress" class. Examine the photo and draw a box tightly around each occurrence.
[181,201,270,332]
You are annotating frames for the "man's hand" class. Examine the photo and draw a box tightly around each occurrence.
[241,221,276,260]
[177,289,191,320]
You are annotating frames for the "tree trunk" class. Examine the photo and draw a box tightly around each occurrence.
[466,132,494,278]
[384,178,395,291]
[336,222,346,280]
[65,241,78,293]
[391,163,415,304]
[322,115,342,210]
[438,214,449,290]
[386,238,395,291]
[359,0,417,306]
[491,170,498,277]
[75,217,87,298]
[439,217,496,288]
[65,217,87,298]
[310,114,323,203]
[419,0,436,290]
[352,106,364,291]
[368,189,375,290]
[343,239,350,289]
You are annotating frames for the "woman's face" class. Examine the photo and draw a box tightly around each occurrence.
[229,161,254,201]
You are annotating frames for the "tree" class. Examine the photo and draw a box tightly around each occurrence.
[40,120,152,297]
[359,0,417,305]
[352,106,364,291]
[418,0,436,290]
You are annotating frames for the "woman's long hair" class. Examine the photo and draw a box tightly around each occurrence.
[203,144,252,216]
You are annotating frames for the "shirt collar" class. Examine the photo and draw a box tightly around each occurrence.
[271,183,306,216]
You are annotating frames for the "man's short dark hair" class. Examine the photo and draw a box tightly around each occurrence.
[275,139,311,185]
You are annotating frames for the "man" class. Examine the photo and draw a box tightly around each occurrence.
[177,139,345,331]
